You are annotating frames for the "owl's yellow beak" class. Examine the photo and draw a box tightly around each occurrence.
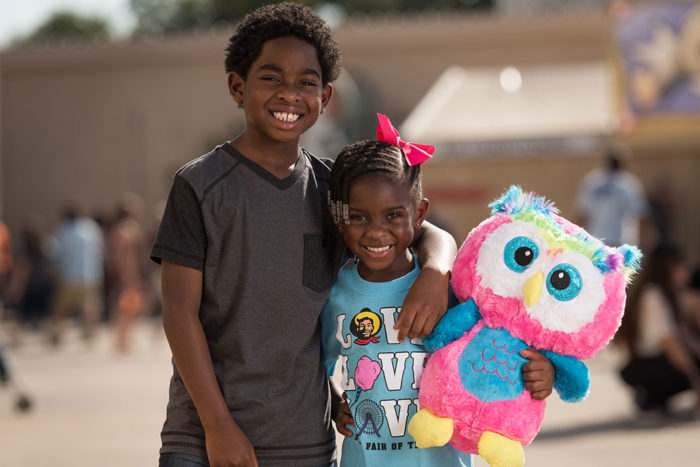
[524,271,544,307]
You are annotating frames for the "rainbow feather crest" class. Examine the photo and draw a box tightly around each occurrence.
[489,185,559,217]
[488,186,641,280]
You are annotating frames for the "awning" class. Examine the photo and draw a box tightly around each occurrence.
[400,62,617,156]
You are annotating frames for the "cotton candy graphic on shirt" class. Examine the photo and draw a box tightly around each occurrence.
[355,356,381,390]
[352,356,381,405]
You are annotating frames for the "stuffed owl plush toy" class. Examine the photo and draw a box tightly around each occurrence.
[408,185,641,467]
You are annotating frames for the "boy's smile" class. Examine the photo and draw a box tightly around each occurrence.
[229,36,332,152]
[341,174,427,283]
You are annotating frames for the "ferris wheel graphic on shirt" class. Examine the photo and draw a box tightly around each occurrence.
[350,308,383,345]
[354,399,384,440]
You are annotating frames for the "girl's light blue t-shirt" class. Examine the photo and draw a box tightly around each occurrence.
[321,258,472,467]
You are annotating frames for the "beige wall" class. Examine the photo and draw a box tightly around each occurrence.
[1,34,242,230]
[1,12,699,264]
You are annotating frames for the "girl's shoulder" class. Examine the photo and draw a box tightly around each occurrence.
[640,284,666,305]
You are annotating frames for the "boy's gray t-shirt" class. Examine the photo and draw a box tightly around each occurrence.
[151,143,344,465]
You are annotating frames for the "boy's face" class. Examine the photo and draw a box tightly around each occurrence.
[228,36,332,146]
[340,174,428,283]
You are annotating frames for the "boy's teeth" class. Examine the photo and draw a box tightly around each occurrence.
[273,112,300,122]
[366,245,390,253]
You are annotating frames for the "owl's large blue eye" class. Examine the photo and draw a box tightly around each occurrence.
[546,264,582,301]
[503,237,539,273]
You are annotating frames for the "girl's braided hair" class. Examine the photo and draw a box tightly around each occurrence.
[328,140,423,224]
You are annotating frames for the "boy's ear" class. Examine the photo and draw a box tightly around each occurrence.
[320,83,334,115]
[414,198,430,228]
[227,72,245,106]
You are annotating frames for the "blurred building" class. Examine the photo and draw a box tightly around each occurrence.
[1,5,699,262]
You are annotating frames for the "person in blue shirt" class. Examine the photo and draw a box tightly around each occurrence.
[322,115,554,466]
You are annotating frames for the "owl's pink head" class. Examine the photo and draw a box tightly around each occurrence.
[451,186,641,359]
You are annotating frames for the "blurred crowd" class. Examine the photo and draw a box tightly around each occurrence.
[1,147,699,422]
[575,145,700,422]
[0,193,164,354]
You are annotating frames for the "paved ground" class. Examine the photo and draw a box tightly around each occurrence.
[1,321,699,467]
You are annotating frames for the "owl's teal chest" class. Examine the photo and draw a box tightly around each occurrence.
[458,326,529,402]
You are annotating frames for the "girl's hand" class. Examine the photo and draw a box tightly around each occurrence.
[521,349,555,400]
[334,397,355,437]
[205,417,258,467]
[396,267,449,342]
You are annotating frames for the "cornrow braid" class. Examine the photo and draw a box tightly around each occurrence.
[328,140,423,224]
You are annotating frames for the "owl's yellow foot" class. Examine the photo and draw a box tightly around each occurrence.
[407,408,454,448]
[478,431,524,467]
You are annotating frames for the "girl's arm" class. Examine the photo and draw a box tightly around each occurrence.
[680,289,700,359]
[649,288,700,399]
[662,334,700,397]
[396,220,457,342]
[161,260,258,467]
[329,377,354,437]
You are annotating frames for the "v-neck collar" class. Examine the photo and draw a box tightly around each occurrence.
[222,143,306,190]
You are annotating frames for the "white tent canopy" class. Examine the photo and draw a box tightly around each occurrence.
[400,62,617,146]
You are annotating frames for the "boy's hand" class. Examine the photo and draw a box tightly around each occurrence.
[521,349,555,400]
[395,267,449,342]
[333,396,355,437]
[205,417,258,467]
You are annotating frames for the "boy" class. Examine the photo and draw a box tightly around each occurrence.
[150,3,459,466]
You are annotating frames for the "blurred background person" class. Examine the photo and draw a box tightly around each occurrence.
[5,215,56,345]
[575,144,651,250]
[617,244,700,420]
[106,193,150,354]
[91,207,115,324]
[682,267,700,360]
[646,176,677,247]
[48,200,104,346]
[0,206,13,312]
[146,199,167,321]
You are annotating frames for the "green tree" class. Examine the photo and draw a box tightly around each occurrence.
[129,0,492,37]
[130,0,289,36]
[130,0,212,36]
[20,11,111,45]
[337,0,492,14]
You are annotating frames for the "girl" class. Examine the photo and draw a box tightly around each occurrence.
[322,114,553,466]
[618,244,700,417]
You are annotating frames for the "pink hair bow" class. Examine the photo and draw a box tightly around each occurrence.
[376,113,434,166]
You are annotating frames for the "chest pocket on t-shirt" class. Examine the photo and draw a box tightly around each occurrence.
[303,234,336,293]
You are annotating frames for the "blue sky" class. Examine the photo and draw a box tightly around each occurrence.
[0,0,136,47]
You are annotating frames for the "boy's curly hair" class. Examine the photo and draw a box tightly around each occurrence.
[224,2,342,86]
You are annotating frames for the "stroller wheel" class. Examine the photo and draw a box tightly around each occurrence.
[15,393,32,412]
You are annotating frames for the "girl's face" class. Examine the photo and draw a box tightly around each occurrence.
[671,260,690,290]
[340,173,428,282]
